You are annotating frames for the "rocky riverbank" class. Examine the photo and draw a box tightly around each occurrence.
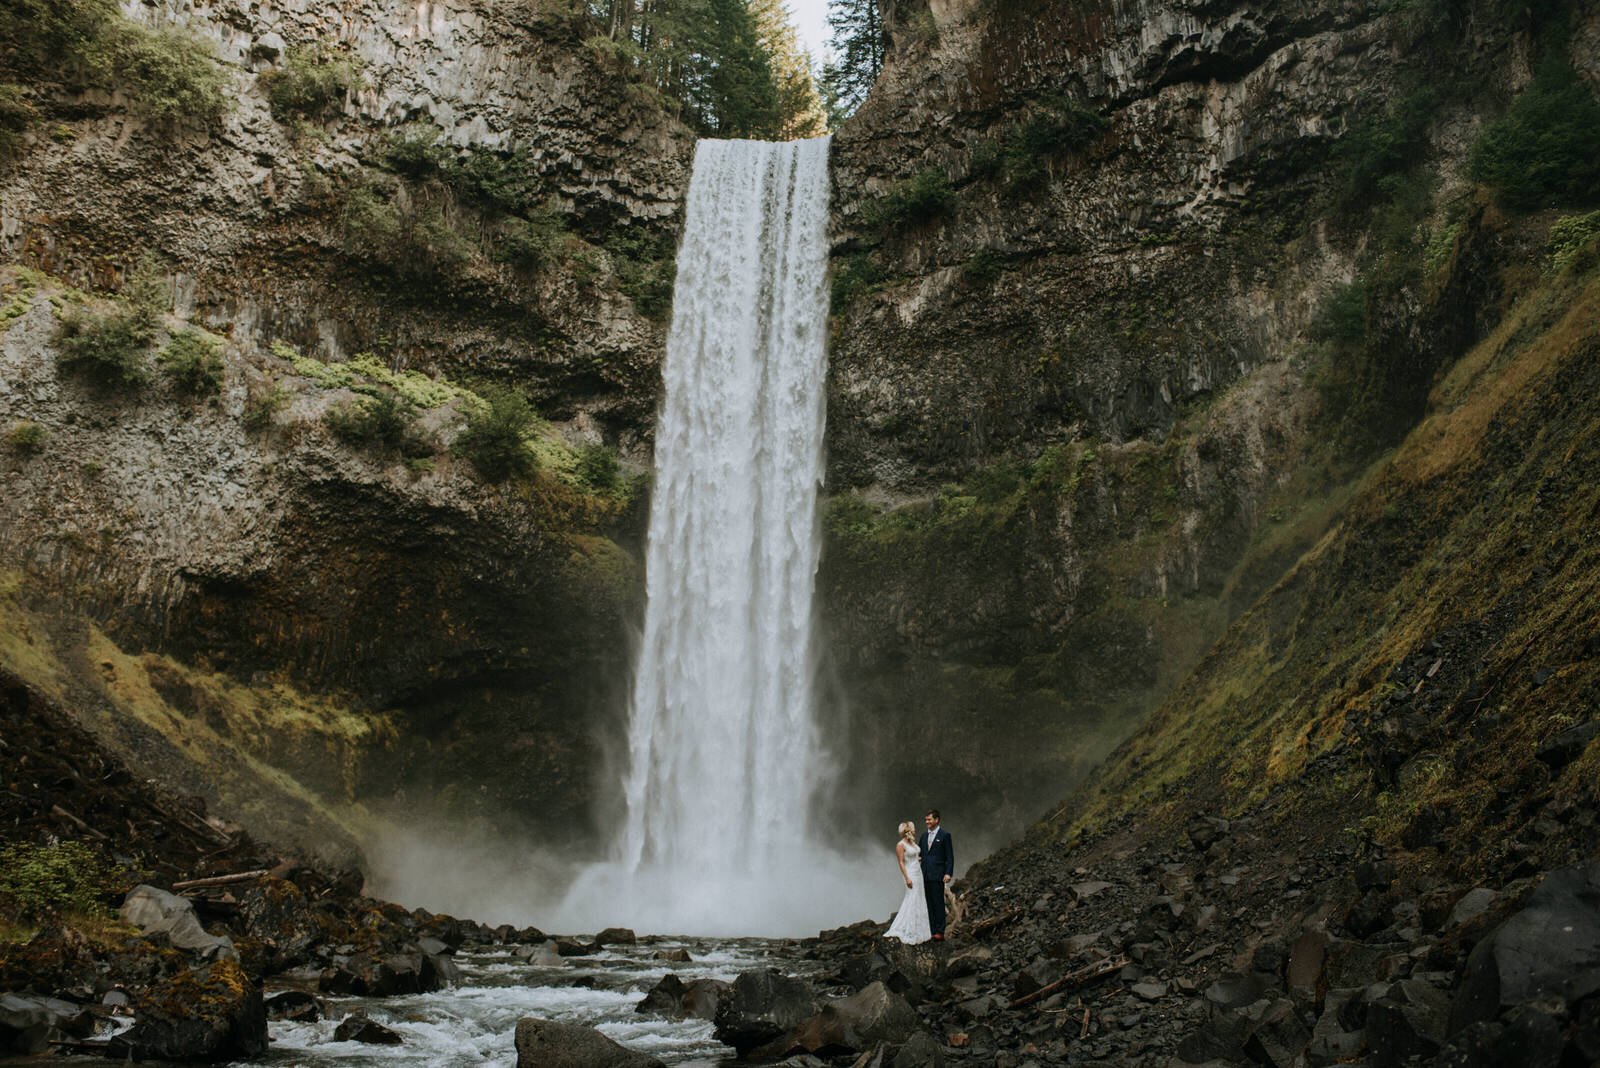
[0,670,547,1059]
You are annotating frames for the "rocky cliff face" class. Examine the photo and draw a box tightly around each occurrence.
[0,0,694,858]
[816,0,1591,840]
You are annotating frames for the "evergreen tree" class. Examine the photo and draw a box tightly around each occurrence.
[749,0,829,139]
[820,0,883,124]
[589,0,825,139]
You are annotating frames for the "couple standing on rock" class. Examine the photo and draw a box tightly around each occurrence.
[884,810,955,945]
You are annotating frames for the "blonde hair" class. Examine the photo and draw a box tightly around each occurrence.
[898,821,915,839]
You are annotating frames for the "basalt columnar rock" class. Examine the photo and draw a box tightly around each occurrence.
[0,0,692,855]
[813,0,1596,840]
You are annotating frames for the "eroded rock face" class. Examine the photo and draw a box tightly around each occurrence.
[0,0,685,857]
[2,0,692,431]
[813,0,1523,838]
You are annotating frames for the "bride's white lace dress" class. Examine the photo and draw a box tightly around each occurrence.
[884,841,932,944]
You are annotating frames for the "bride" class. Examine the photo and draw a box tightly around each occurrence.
[884,820,931,945]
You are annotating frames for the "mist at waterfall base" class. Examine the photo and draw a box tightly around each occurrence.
[555,134,880,938]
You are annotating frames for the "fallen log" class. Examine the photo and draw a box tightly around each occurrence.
[172,869,270,891]
[50,804,108,840]
[970,908,1024,937]
[1010,954,1130,1009]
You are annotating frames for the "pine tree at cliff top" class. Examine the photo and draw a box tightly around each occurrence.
[592,0,826,139]
[819,0,883,124]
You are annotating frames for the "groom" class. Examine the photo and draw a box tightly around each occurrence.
[921,809,954,941]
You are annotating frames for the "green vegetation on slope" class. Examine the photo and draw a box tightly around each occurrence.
[1057,247,1600,884]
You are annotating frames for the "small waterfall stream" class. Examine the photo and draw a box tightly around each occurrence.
[558,136,873,936]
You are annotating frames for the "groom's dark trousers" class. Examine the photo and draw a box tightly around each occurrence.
[920,828,954,935]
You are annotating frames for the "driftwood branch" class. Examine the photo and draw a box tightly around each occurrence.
[1010,954,1130,1009]
[970,908,1024,937]
[172,869,269,891]
[50,804,108,840]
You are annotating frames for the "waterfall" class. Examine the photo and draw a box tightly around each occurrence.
[556,136,869,936]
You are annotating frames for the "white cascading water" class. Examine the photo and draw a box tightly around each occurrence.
[555,136,877,936]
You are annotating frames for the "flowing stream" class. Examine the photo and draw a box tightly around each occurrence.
[559,136,865,937]
[248,939,814,1067]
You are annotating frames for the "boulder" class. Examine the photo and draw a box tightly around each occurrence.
[1366,978,1449,1066]
[1449,859,1600,1035]
[320,948,443,996]
[636,973,729,1021]
[758,982,921,1059]
[657,948,692,962]
[334,1012,403,1044]
[712,970,819,1057]
[943,944,993,976]
[893,1030,946,1067]
[1445,887,1500,930]
[1535,720,1600,770]
[554,937,599,957]
[264,990,320,1022]
[120,885,237,961]
[595,927,637,947]
[0,993,92,1055]
[514,1017,665,1067]
[110,958,267,1062]
[235,878,319,972]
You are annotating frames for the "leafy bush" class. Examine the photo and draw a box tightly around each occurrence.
[494,212,568,271]
[574,444,622,493]
[963,98,1108,190]
[454,386,537,482]
[1003,99,1108,188]
[1332,89,1438,210]
[1470,59,1600,211]
[1311,279,1368,347]
[324,388,434,458]
[339,179,477,283]
[1548,210,1600,274]
[114,21,229,124]
[860,167,957,232]
[962,248,1004,288]
[242,383,289,430]
[0,840,111,919]
[159,328,224,396]
[56,303,156,388]
[261,45,360,121]
[4,0,230,125]
[6,420,46,454]
[830,251,885,310]
[603,227,677,320]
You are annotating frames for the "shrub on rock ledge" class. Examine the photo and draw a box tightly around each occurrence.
[159,329,224,396]
[453,386,538,483]
[55,302,156,389]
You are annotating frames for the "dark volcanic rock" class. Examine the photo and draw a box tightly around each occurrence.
[0,994,92,1055]
[757,981,920,1058]
[334,1012,403,1044]
[1534,721,1600,770]
[1448,860,1600,1035]
[111,958,267,1062]
[263,990,320,1023]
[712,970,819,1057]
[595,927,637,947]
[636,973,729,1021]
[514,1017,665,1067]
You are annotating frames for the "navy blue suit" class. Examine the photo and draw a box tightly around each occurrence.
[920,827,954,935]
